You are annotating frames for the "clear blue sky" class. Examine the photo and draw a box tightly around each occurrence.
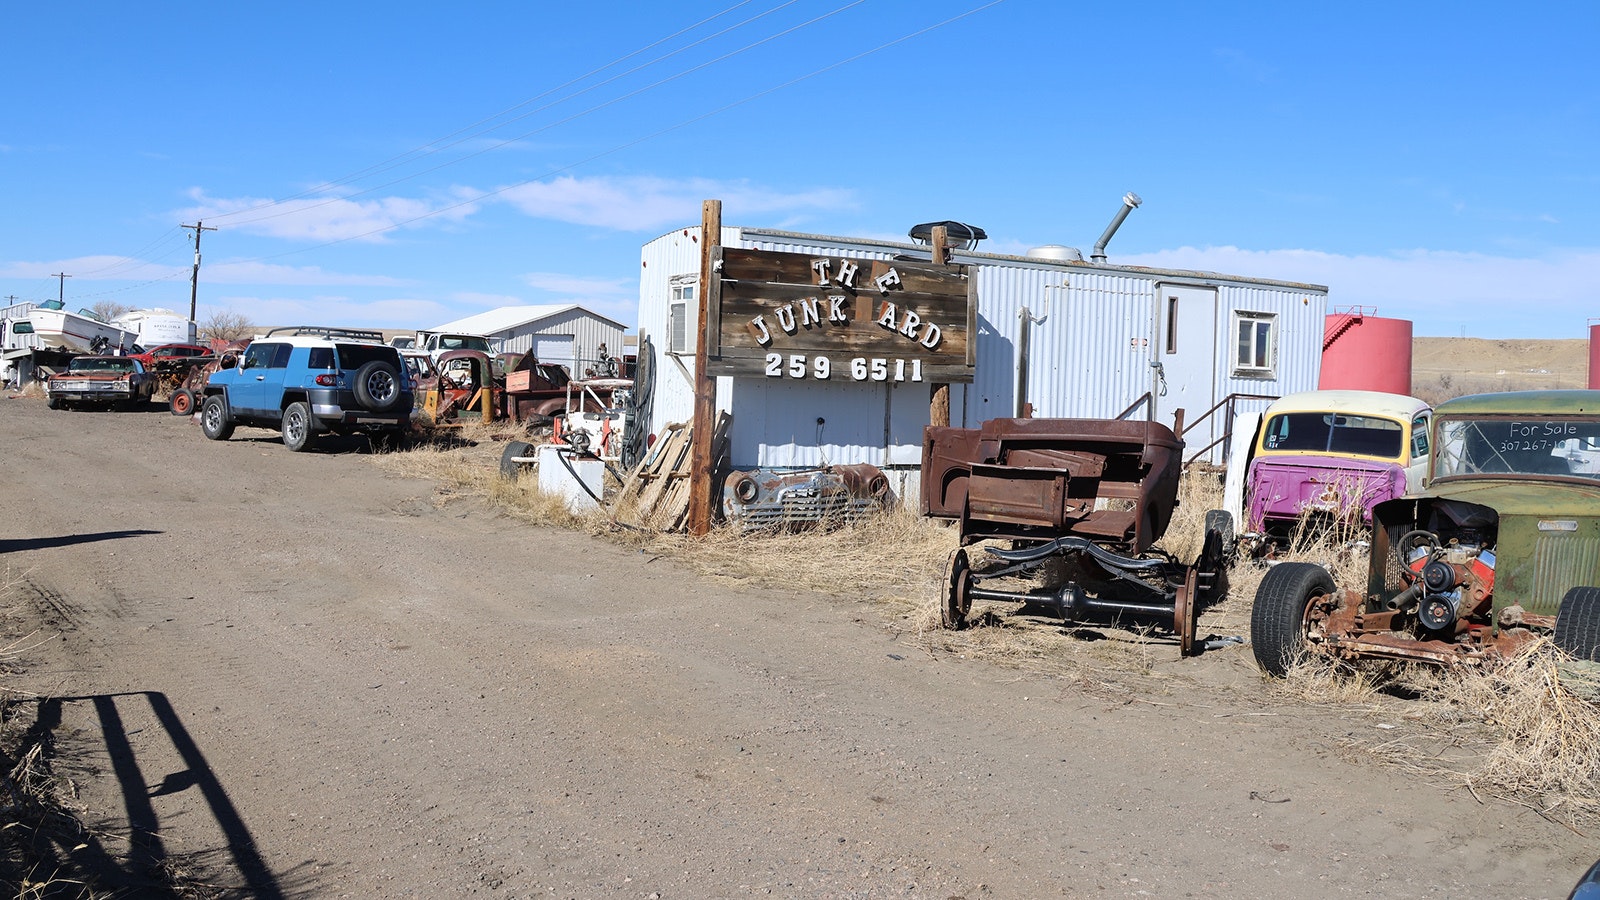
[3,1,1596,338]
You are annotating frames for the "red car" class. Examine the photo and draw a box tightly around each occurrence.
[130,343,211,369]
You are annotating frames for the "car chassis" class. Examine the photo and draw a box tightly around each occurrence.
[923,417,1231,656]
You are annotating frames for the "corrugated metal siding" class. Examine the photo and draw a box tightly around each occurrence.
[969,264,1157,426]
[495,308,624,375]
[638,225,1327,473]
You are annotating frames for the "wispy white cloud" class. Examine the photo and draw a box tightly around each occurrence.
[1119,245,1600,337]
[204,260,410,287]
[179,187,481,243]
[498,175,855,232]
[0,256,187,282]
[208,295,453,329]
[521,271,634,298]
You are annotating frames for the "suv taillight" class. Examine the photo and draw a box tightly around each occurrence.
[315,374,338,386]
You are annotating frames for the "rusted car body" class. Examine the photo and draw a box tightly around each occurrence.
[47,356,157,409]
[167,340,249,416]
[417,349,499,424]
[1252,391,1600,675]
[923,417,1229,656]
[723,464,890,530]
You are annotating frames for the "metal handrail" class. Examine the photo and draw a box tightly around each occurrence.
[1116,392,1153,420]
[1179,392,1279,469]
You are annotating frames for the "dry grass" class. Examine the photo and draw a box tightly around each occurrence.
[375,432,1600,823]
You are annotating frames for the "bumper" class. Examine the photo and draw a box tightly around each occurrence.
[308,388,412,428]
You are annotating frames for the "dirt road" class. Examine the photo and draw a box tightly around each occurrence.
[1,397,1593,898]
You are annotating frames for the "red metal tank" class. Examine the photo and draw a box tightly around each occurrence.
[1589,323,1600,389]
[1318,309,1413,395]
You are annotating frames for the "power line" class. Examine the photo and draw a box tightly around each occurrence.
[220,0,855,229]
[204,0,789,225]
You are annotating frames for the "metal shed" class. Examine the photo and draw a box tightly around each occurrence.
[638,225,1327,497]
[428,304,626,377]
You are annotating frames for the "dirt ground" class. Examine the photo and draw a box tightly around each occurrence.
[1,396,1596,898]
[1412,337,1588,403]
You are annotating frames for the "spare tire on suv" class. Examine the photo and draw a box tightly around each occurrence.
[353,360,402,412]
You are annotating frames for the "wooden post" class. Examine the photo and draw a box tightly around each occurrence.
[686,200,722,536]
[928,224,951,427]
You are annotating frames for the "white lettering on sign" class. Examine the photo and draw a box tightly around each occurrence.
[827,295,848,323]
[774,305,797,334]
[750,315,773,346]
[811,259,831,285]
[874,268,902,294]
[799,297,822,328]
[836,259,858,288]
[920,322,942,349]
[899,310,922,339]
[766,353,922,382]
[875,302,898,329]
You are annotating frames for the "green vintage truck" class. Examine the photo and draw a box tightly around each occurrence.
[1252,390,1600,674]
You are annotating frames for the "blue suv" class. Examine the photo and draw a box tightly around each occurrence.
[198,326,413,452]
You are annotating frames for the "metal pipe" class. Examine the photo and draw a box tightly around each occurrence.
[1091,192,1142,263]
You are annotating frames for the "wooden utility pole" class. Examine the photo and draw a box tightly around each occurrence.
[686,200,721,536]
[928,225,950,427]
[51,273,71,303]
[182,221,217,324]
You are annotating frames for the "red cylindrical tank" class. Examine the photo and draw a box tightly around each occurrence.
[1319,312,1414,395]
[1588,324,1600,389]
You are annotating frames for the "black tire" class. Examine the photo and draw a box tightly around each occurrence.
[281,401,316,452]
[169,389,195,416]
[47,397,61,410]
[353,360,402,412]
[500,440,534,479]
[1554,586,1600,662]
[200,395,234,441]
[1250,562,1336,677]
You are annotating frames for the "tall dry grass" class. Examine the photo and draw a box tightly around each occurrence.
[376,431,1600,823]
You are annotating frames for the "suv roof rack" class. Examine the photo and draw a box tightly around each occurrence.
[263,325,386,343]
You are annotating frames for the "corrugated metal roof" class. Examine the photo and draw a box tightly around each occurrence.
[429,304,627,335]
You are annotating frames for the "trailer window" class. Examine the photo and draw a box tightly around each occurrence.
[1232,312,1276,377]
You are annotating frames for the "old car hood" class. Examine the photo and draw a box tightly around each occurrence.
[1426,477,1600,515]
[1418,479,1600,615]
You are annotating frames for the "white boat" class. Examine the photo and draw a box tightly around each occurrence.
[24,300,140,353]
[112,308,197,346]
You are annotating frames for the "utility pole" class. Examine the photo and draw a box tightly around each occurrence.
[181,221,217,324]
[51,273,71,303]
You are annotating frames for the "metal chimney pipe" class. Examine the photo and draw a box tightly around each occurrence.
[1090,192,1142,263]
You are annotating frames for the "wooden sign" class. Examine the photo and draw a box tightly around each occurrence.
[705,247,976,383]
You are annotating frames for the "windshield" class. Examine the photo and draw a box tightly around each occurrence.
[1433,416,1600,480]
[1260,411,1405,460]
[439,335,490,352]
[69,358,134,373]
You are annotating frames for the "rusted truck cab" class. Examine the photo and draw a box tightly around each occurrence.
[1252,390,1600,674]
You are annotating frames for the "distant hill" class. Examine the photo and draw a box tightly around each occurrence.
[1412,337,1588,404]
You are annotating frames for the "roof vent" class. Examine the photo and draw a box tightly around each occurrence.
[908,221,987,251]
[1027,245,1084,262]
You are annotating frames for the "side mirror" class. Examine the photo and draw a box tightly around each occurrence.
[220,354,238,370]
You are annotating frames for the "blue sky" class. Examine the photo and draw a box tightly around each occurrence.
[3,1,1596,338]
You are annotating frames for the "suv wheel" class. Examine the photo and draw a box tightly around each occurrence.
[353,360,402,412]
[281,401,317,452]
[200,395,235,441]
